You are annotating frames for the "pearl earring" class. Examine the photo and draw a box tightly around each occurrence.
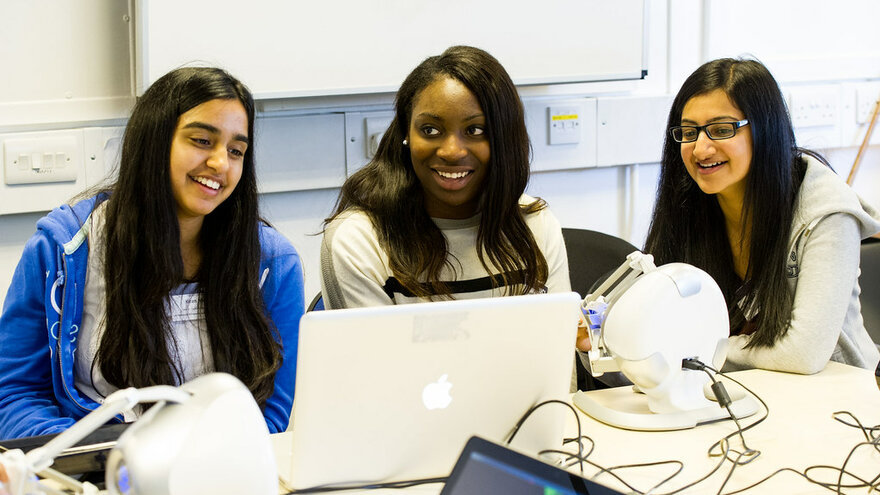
[402,138,408,146]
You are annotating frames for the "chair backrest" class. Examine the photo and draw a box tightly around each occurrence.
[561,228,639,298]
[307,292,324,312]
[860,238,880,345]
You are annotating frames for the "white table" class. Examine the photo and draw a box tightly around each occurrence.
[566,361,880,494]
[273,362,880,494]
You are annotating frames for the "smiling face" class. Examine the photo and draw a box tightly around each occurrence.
[169,98,249,230]
[680,89,753,204]
[407,77,490,219]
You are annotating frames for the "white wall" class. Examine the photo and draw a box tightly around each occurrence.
[1,0,879,306]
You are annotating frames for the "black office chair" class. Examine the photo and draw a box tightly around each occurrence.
[307,292,325,312]
[860,237,880,346]
[561,228,640,298]
[561,228,639,391]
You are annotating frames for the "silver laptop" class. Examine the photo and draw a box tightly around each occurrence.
[287,292,580,490]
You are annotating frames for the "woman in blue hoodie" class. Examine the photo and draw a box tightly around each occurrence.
[0,67,304,440]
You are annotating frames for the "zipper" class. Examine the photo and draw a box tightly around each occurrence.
[55,255,92,414]
[260,267,269,289]
[55,253,120,421]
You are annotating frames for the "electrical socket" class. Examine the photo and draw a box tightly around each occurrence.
[856,86,880,125]
[788,86,838,128]
[344,110,394,176]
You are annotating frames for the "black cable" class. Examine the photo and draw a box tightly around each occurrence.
[506,399,585,474]
[650,439,732,495]
[540,447,665,494]
[700,371,759,466]
[699,365,769,462]
[283,476,447,494]
[543,359,763,495]
[562,434,595,460]
[636,360,767,495]
[697,365,768,495]
[830,411,880,490]
[831,410,880,454]
[529,401,688,494]
[560,361,879,495]
[552,431,689,494]
[804,464,877,492]
[719,466,854,495]
[720,456,878,495]
[607,459,685,495]
[708,408,879,494]
[832,440,880,494]
[705,371,880,495]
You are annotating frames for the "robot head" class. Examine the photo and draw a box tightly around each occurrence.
[603,263,729,413]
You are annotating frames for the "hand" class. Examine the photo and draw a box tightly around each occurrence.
[576,314,592,352]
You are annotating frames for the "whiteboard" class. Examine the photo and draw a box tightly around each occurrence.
[135,0,647,99]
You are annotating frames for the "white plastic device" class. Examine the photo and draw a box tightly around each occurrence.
[574,252,759,430]
[0,373,276,495]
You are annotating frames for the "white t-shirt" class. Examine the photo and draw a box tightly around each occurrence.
[321,195,571,308]
[74,202,213,421]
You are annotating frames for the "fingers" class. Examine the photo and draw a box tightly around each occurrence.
[576,325,592,352]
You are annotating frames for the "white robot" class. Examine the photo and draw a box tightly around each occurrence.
[0,373,276,495]
[574,252,758,430]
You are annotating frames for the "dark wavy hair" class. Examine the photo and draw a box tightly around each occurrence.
[644,58,815,347]
[98,67,281,404]
[326,45,548,298]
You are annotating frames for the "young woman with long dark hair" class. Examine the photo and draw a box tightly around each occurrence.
[644,58,880,373]
[320,45,570,307]
[0,67,304,440]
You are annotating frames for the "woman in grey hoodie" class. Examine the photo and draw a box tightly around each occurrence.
[644,58,880,374]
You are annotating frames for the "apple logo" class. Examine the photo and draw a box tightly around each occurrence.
[422,374,453,410]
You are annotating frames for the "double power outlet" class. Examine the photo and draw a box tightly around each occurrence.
[788,83,880,129]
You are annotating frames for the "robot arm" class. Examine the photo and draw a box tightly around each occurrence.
[581,251,656,377]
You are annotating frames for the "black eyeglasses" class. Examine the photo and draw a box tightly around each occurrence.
[669,119,749,143]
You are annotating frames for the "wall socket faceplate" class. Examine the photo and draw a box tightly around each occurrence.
[856,86,880,125]
[787,86,839,129]
[4,134,80,185]
[344,110,394,176]
[548,106,582,145]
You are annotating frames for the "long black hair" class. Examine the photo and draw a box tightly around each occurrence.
[327,45,548,298]
[98,67,281,404]
[644,58,812,347]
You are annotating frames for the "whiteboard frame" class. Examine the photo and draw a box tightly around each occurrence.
[134,0,649,100]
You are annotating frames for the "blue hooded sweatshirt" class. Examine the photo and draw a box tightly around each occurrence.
[0,195,304,440]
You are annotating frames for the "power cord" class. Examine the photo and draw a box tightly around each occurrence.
[716,410,880,495]
[528,359,761,495]
[283,477,447,494]
[518,399,686,495]
[688,363,879,495]
[532,411,690,494]
[506,399,585,474]
[681,360,762,467]
[825,411,880,493]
